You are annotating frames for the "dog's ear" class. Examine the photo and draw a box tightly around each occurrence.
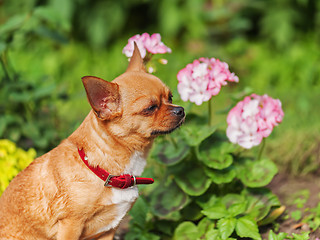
[82,76,121,120]
[126,42,146,73]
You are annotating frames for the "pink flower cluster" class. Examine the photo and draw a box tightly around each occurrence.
[177,58,239,105]
[226,94,284,149]
[122,33,172,59]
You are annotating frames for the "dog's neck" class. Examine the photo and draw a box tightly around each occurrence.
[68,111,153,175]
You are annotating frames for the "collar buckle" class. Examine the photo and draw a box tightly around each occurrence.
[104,174,115,187]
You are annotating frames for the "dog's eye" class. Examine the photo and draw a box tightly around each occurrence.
[147,105,158,112]
[142,104,158,115]
[168,93,173,103]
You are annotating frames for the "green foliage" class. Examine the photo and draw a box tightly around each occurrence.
[0,139,35,194]
[3,0,319,49]
[127,101,283,239]
[0,3,70,153]
[285,190,320,234]
[237,158,278,188]
[125,197,160,240]
[305,202,320,231]
[0,73,67,153]
[268,230,311,240]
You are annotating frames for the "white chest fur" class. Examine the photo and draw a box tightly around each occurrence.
[92,152,146,237]
[123,151,147,176]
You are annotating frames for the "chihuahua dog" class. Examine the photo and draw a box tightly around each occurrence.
[0,44,185,240]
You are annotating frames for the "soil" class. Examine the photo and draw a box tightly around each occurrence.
[262,173,320,239]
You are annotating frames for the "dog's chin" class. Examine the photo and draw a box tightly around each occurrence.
[150,117,185,136]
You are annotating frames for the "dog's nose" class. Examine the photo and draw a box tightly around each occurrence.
[171,106,185,117]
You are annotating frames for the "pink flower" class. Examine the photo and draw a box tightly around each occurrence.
[226,94,284,149]
[177,58,238,105]
[145,33,171,54]
[122,33,171,59]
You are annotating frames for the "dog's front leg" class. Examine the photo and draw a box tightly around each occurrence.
[95,229,116,240]
[57,219,84,240]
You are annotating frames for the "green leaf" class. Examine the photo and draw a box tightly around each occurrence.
[22,122,41,139]
[204,166,236,184]
[0,118,7,136]
[181,202,203,221]
[242,188,281,222]
[202,203,229,219]
[9,91,32,102]
[197,136,235,170]
[0,14,27,37]
[34,6,70,33]
[237,158,278,187]
[0,41,7,55]
[174,163,211,196]
[205,229,220,240]
[217,218,236,240]
[125,228,160,240]
[222,193,245,207]
[291,210,302,221]
[291,232,310,240]
[227,202,247,217]
[32,84,56,99]
[197,218,215,239]
[8,129,21,142]
[129,197,148,228]
[173,222,198,240]
[180,124,216,146]
[152,134,190,166]
[156,220,174,236]
[235,216,261,240]
[142,233,160,240]
[196,194,219,209]
[222,194,247,217]
[35,26,69,44]
[150,181,189,220]
[268,230,288,240]
[198,150,233,170]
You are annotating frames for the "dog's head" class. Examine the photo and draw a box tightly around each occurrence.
[82,44,185,141]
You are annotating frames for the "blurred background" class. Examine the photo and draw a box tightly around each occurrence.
[0,0,319,176]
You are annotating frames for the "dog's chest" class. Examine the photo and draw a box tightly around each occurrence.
[86,152,146,238]
[123,151,147,176]
[105,151,146,205]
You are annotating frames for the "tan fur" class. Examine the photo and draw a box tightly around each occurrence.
[0,45,185,240]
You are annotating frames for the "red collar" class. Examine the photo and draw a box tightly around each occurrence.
[78,148,154,189]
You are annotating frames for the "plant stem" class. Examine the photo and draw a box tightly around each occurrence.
[143,52,153,65]
[208,98,214,126]
[257,138,266,160]
[0,52,12,82]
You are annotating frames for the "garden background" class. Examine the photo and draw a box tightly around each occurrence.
[1,0,320,239]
